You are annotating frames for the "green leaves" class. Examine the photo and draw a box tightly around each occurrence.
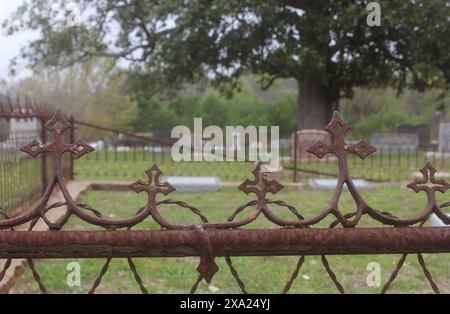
[2,0,450,99]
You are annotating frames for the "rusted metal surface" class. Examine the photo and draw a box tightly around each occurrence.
[0,227,449,258]
[73,119,177,146]
[0,110,449,294]
[0,97,53,120]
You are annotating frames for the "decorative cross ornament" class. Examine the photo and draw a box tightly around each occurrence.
[21,111,94,160]
[307,111,377,160]
[407,162,450,195]
[131,163,176,199]
[239,162,283,200]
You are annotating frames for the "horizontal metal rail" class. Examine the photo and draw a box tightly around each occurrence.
[0,227,449,259]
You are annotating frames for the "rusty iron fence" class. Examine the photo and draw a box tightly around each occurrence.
[0,110,449,294]
[289,146,450,183]
[0,131,43,212]
[0,99,72,213]
[287,125,450,183]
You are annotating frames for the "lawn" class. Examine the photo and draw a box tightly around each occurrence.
[74,149,450,183]
[75,151,256,182]
[10,185,450,294]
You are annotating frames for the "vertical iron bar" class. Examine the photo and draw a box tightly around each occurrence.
[69,116,75,180]
[40,118,48,194]
[293,126,298,183]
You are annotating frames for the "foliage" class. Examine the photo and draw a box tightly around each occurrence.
[132,78,297,136]
[340,87,450,138]
[3,0,450,105]
[354,111,422,139]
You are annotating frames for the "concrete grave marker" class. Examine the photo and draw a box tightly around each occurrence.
[371,133,418,153]
[308,178,371,190]
[439,123,450,153]
[396,123,431,148]
[430,214,450,227]
[163,176,222,193]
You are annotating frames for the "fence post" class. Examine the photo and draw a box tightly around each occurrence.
[69,116,75,180]
[40,118,48,194]
[293,125,298,183]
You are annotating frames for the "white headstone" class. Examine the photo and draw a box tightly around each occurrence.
[10,118,38,133]
[308,178,371,190]
[430,213,450,227]
[163,177,222,193]
[371,133,419,153]
[439,123,450,152]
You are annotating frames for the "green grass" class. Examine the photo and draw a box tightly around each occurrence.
[11,186,450,294]
[75,149,450,183]
[75,151,255,182]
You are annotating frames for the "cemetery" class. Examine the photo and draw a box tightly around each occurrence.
[0,0,449,301]
[0,107,449,296]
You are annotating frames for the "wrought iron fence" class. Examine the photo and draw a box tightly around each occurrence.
[288,146,450,183]
[0,131,43,212]
[0,110,449,294]
[0,101,72,214]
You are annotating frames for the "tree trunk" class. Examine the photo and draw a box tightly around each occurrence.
[296,76,337,130]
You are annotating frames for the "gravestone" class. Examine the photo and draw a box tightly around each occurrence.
[396,123,431,148]
[438,123,450,152]
[415,124,431,147]
[291,130,331,161]
[308,178,371,190]
[163,176,222,193]
[395,124,415,135]
[370,133,419,153]
[431,213,450,227]
[10,118,38,134]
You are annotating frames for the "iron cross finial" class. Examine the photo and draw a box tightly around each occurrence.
[239,162,284,199]
[407,162,450,195]
[21,111,95,159]
[130,163,176,198]
[307,111,377,160]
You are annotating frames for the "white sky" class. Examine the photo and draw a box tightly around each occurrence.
[0,0,36,80]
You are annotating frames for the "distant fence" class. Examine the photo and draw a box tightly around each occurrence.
[72,120,258,182]
[0,132,42,212]
[288,147,450,182]
[2,97,449,187]
[0,100,71,213]
[70,120,450,183]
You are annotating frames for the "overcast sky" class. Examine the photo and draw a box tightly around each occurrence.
[0,0,36,80]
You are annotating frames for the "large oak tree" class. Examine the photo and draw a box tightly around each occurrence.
[3,0,450,129]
